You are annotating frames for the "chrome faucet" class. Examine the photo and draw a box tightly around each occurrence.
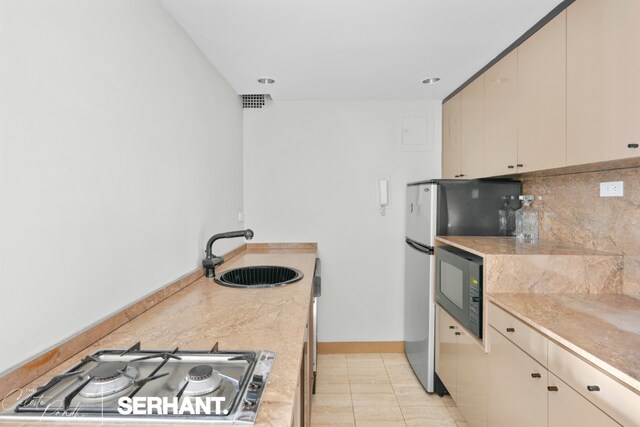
[202,229,254,277]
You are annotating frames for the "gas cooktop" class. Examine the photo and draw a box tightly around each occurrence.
[0,342,275,424]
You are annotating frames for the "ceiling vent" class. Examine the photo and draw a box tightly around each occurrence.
[242,94,272,109]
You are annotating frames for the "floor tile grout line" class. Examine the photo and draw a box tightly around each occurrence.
[380,355,407,425]
[380,353,407,425]
[315,353,463,426]
[345,354,356,426]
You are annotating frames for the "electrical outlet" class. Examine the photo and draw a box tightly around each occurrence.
[600,181,624,197]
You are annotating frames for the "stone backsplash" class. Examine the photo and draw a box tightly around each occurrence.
[522,166,640,298]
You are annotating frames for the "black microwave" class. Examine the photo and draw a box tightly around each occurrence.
[435,246,483,339]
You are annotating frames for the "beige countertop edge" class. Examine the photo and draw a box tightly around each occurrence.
[435,236,618,257]
[0,244,317,427]
[488,294,640,396]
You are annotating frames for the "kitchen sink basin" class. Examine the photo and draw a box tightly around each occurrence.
[214,265,304,288]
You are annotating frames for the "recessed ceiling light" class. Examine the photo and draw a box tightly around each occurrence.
[258,77,275,85]
[422,77,440,85]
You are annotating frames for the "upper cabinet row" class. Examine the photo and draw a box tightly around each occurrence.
[442,0,640,179]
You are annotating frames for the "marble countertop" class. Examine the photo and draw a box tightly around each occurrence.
[489,292,640,394]
[0,245,317,426]
[436,236,616,258]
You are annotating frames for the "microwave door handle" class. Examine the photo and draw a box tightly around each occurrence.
[405,239,434,255]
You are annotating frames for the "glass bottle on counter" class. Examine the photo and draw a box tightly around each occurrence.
[498,196,519,236]
[515,195,538,241]
[498,197,509,235]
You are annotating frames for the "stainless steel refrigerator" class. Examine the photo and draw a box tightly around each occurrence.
[404,179,521,392]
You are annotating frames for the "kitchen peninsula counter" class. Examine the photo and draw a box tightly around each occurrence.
[0,244,317,426]
[434,236,639,397]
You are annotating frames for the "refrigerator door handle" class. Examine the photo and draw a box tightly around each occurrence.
[405,238,434,255]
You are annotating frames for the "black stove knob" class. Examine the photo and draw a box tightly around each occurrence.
[244,390,258,406]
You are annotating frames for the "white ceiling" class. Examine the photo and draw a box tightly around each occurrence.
[161,0,563,101]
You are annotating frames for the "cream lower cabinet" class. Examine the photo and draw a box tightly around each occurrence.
[487,303,631,427]
[436,305,458,400]
[548,373,619,427]
[436,305,487,427]
[292,375,302,427]
[488,327,547,427]
[291,302,314,427]
[456,329,488,427]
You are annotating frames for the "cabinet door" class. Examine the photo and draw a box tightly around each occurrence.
[442,95,461,179]
[517,11,567,172]
[436,306,458,400]
[484,50,518,177]
[548,373,620,427]
[460,78,485,179]
[457,328,488,427]
[567,0,640,164]
[488,327,547,427]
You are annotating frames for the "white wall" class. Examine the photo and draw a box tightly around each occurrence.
[244,101,441,342]
[0,0,244,372]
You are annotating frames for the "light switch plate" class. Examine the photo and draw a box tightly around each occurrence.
[600,181,623,197]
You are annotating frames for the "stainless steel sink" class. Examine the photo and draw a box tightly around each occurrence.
[214,265,304,288]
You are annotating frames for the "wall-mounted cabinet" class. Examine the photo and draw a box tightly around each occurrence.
[443,0,640,178]
[484,50,518,176]
[442,79,486,180]
[460,78,485,179]
[516,10,567,173]
[442,11,567,178]
[442,95,462,179]
[567,0,640,165]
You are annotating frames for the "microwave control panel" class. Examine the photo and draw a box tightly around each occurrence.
[469,272,483,338]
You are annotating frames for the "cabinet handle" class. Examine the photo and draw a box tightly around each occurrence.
[449,326,455,329]
[507,165,515,169]
[459,174,466,177]
[454,175,460,178]
[547,386,559,392]
[506,327,515,333]
[587,385,600,392]
[531,373,541,379]
[517,164,524,168]
[628,143,639,149]
[455,332,461,336]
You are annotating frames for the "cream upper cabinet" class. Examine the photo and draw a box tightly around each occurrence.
[567,0,640,165]
[484,50,518,177]
[516,11,567,173]
[442,95,461,179]
[459,78,485,179]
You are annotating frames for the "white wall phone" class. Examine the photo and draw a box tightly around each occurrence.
[378,179,389,216]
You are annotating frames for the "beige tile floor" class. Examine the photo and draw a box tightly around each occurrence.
[311,353,468,427]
